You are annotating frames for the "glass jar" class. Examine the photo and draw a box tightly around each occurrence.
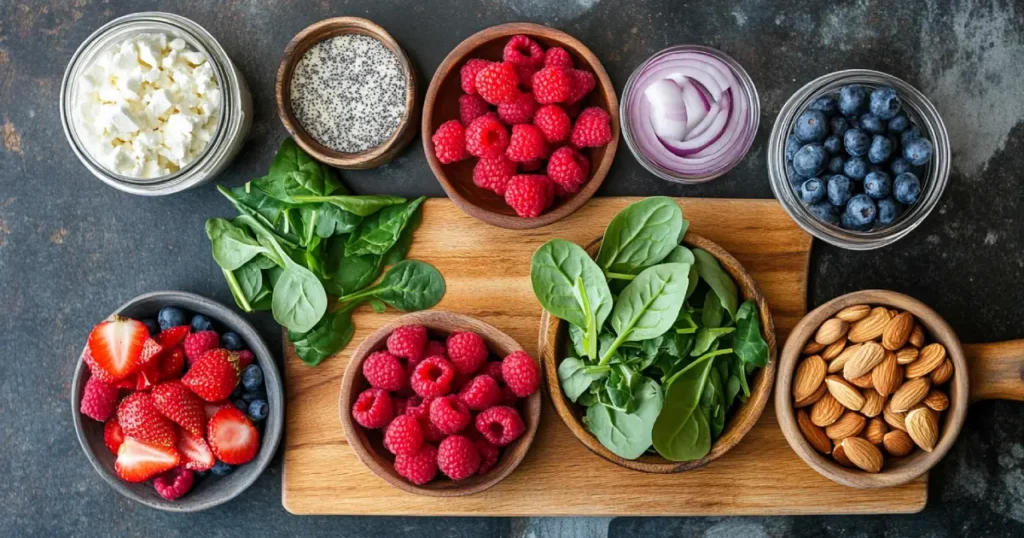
[768,69,950,250]
[60,12,252,196]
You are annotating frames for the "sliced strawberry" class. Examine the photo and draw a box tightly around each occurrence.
[104,419,125,455]
[139,338,166,367]
[155,325,190,349]
[182,349,240,402]
[114,437,181,483]
[177,429,215,471]
[157,348,185,381]
[207,407,260,465]
[117,392,179,447]
[86,317,149,382]
[202,400,232,420]
[151,381,206,437]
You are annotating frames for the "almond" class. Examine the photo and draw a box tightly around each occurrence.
[886,308,900,319]
[843,341,886,380]
[825,375,865,411]
[842,437,884,473]
[923,389,949,412]
[793,355,827,402]
[906,343,946,378]
[850,372,875,389]
[802,340,826,355]
[883,429,915,457]
[908,323,926,348]
[930,359,954,385]
[821,338,847,361]
[832,442,854,467]
[860,388,886,418]
[826,411,867,439]
[905,406,939,452]
[835,304,871,323]
[896,347,919,365]
[828,343,862,374]
[810,393,845,427]
[847,307,889,343]
[881,312,915,350]
[890,377,931,412]
[815,318,850,345]
[883,402,908,432]
[797,409,832,455]
[794,382,827,408]
[864,417,888,445]
[872,351,902,397]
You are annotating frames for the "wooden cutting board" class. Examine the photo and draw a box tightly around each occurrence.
[281,197,927,516]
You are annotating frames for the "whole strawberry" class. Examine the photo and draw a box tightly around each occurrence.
[151,380,206,437]
[182,348,240,402]
[504,174,555,218]
[117,392,179,447]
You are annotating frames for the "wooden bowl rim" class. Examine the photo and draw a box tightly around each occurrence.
[775,289,969,488]
[338,310,542,496]
[276,16,419,169]
[421,22,619,229]
[539,232,778,473]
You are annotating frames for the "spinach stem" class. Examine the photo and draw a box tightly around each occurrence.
[336,287,378,305]
[665,348,733,387]
[604,271,636,281]
[583,364,611,375]
[222,268,253,312]
[598,331,629,366]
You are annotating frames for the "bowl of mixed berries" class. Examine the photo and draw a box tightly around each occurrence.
[423,23,619,229]
[339,311,542,496]
[71,291,282,511]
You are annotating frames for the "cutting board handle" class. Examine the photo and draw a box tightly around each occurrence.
[967,340,1024,403]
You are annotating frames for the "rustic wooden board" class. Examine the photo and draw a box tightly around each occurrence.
[281,197,928,516]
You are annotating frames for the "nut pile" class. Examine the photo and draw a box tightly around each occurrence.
[791,305,954,473]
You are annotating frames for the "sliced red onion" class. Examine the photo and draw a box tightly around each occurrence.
[644,78,688,141]
[679,80,708,130]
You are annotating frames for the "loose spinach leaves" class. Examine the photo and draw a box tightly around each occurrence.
[596,197,686,276]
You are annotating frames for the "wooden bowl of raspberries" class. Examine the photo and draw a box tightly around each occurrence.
[423,22,619,229]
[339,311,542,496]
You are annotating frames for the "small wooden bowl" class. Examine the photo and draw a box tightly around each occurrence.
[422,22,619,229]
[539,233,777,473]
[338,311,542,496]
[277,17,419,169]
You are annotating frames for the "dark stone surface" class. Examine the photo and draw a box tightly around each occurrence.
[1,0,1021,536]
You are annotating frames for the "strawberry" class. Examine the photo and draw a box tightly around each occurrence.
[154,325,190,349]
[114,436,180,483]
[132,339,167,391]
[104,419,125,455]
[156,347,185,381]
[151,381,206,437]
[138,338,166,367]
[202,399,232,420]
[183,331,220,364]
[182,349,240,402]
[177,428,215,471]
[86,316,149,382]
[207,407,260,465]
[117,392,179,447]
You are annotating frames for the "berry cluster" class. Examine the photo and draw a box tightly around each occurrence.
[430,35,613,219]
[79,306,268,500]
[350,324,540,485]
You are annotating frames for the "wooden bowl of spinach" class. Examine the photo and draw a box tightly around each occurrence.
[533,197,777,473]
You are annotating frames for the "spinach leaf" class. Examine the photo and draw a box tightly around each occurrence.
[338,260,445,312]
[235,259,264,302]
[381,201,423,266]
[272,263,328,333]
[733,300,770,368]
[584,377,663,460]
[345,197,426,255]
[602,263,690,362]
[664,245,695,265]
[289,304,358,366]
[606,363,641,412]
[368,298,387,313]
[702,289,726,328]
[692,327,735,356]
[291,194,407,217]
[230,185,289,225]
[250,254,279,270]
[206,218,269,270]
[703,365,727,438]
[651,351,722,461]
[567,324,587,358]
[692,248,738,320]
[254,138,343,203]
[596,197,687,276]
[313,204,362,238]
[558,357,595,403]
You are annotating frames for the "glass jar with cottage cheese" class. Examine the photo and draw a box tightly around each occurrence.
[61,12,251,195]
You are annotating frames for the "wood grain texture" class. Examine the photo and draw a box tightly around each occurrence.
[966,340,1024,403]
[282,197,927,516]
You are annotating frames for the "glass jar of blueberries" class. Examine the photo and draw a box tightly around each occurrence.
[768,69,949,250]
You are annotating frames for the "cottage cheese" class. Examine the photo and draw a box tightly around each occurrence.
[74,33,221,178]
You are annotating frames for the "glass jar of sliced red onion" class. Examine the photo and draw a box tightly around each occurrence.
[621,45,760,184]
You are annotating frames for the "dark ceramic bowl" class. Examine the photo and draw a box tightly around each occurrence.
[70,291,283,512]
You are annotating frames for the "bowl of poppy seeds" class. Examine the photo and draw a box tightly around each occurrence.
[277,17,419,169]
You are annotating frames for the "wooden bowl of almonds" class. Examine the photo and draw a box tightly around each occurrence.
[776,289,1024,488]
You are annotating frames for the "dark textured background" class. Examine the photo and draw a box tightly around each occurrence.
[1,0,1022,536]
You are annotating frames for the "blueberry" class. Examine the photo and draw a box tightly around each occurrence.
[157,307,188,331]
[141,318,160,336]
[232,398,248,411]
[827,155,846,174]
[799,178,826,204]
[864,171,892,199]
[843,157,868,180]
[903,137,933,166]
[794,110,829,142]
[894,172,922,205]
[877,197,902,225]
[868,135,893,164]
[900,125,923,147]
[823,135,843,154]
[840,212,872,231]
[248,399,269,422]
[827,175,853,206]
[859,114,884,134]
[843,129,871,157]
[829,116,850,137]
[887,114,909,133]
[808,95,838,116]
[792,143,827,177]
[869,87,902,120]
[211,461,234,476]
[191,314,214,332]
[242,364,264,392]
[846,194,878,227]
[838,85,868,116]
[221,331,243,351]
[785,134,800,162]
[890,157,912,176]
[807,201,840,225]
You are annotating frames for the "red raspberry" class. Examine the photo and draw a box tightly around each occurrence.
[543,47,574,69]
[458,375,501,411]
[567,69,596,104]
[475,62,521,104]
[570,107,612,148]
[384,414,424,456]
[236,349,254,370]
[547,146,591,195]
[465,115,510,158]
[424,340,447,358]
[183,331,220,364]
[362,351,406,392]
[497,92,538,125]
[394,443,438,485]
[506,124,548,162]
[475,405,526,446]
[475,438,500,475]
[410,356,456,397]
[533,104,571,143]
[532,67,573,104]
[429,395,471,434]
[504,174,555,218]
[387,325,427,362]
[500,385,519,406]
[503,35,545,67]
[460,58,492,94]
[421,418,447,443]
[153,467,195,501]
[514,64,537,90]
[458,93,491,126]
[446,331,489,376]
[351,388,393,429]
[431,120,467,164]
[404,395,432,422]
[80,375,120,422]
[437,435,481,480]
[519,159,543,172]
[392,397,409,417]
[473,155,517,196]
[502,351,541,397]
[482,362,504,384]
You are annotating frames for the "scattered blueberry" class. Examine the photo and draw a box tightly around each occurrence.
[191,314,213,332]
[823,135,843,154]
[157,307,188,331]
[890,157,912,176]
[248,399,269,422]
[141,318,160,336]
[903,137,933,166]
[221,331,243,351]
[859,114,884,134]
[242,364,264,392]
[900,125,923,147]
[864,171,892,199]
[846,194,878,227]
[838,85,868,116]
[827,155,847,174]
[887,114,909,133]
[799,178,826,204]
[808,95,838,116]
[829,116,850,137]
[785,134,801,162]
[843,128,871,156]
[211,461,234,476]
[844,156,869,180]
[827,175,853,206]
[894,172,922,205]
[795,110,829,142]
[877,197,902,225]
[868,135,893,164]
[793,144,828,177]
[869,87,902,120]
[807,201,840,225]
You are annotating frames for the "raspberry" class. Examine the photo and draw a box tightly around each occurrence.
[459,93,491,126]
[387,325,427,362]
[475,62,521,104]
[543,47,574,69]
[567,69,596,104]
[547,146,590,195]
[153,467,195,501]
[500,385,519,406]
[362,351,406,392]
[421,418,447,443]
[533,104,571,144]
[236,349,254,370]
[351,388,393,429]
[410,356,456,397]
[503,35,545,67]
[446,331,489,376]
[514,64,537,90]
[504,174,555,218]
[431,120,467,164]
[183,331,220,364]
[482,362,504,384]
[474,438,500,475]
[429,395,471,434]
[80,375,120,422]
[405,395,432,422]
[473,155,517,195]
[502,351,541,397]
[505,124,548,162]
[532,67,573,104]
[519,159,543,172]
[497,92,538,125]
[475,405,526,446]
[424,340,447,358]
[458,375,501,411]
[460,58,492,94]
[570,107,612,148]
[465,115,510,158]
[437,435,481,480]
[394,443,438,485]
[384,414,424,456]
